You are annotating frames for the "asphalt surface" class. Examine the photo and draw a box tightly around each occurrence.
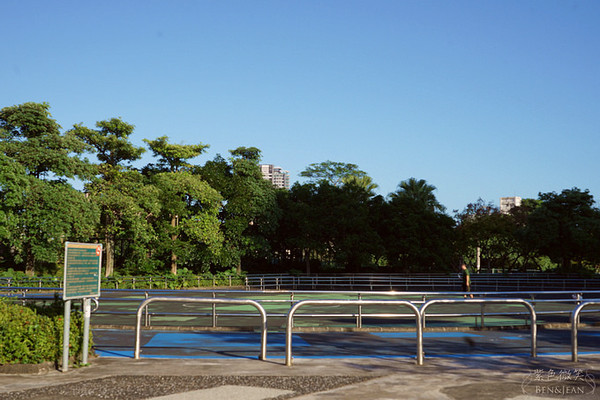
[2,327,600,399]
[91,327,600,360]
[1,354,599,399]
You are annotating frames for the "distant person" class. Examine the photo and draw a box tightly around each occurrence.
[460,263,473,298]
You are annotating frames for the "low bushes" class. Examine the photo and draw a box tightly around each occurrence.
[0,298,90,365]
[0,268,246,290]
[104,268,245,289]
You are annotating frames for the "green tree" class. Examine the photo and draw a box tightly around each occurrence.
[143,136,208,173]
[0,102,93,180]
[390,178,446,213]
[455,199,516,272]
[0,102,98,275]
[300,160,366,187]
[275,182,380,274]
[526,188,600,272]
[152,171,223,274]
[271,183,321,274]
[143,136,217,274]
[72,118,149,276]
[317,183,380,272]
[382,188,455,271]
[508,199,552,271]
[73,118,145,169]
[342,174,379,195]
[200,147,280,273]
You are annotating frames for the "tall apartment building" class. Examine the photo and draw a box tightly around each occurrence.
[260,164,290,190]
[500,196,521,214]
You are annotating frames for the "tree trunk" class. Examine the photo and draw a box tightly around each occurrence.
[104,237,114,277]
[304,248,311,275]
[170,214,178,275]
[25,245,35,277]
[103,213,115,277]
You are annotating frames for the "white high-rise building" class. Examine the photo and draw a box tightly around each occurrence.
[260,164,290,190]
[500,196,521,214]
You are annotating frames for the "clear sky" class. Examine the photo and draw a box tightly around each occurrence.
[3,0,599,213]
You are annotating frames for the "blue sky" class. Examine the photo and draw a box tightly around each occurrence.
[3,0,599,213]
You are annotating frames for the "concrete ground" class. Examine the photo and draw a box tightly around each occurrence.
[1,354,598,399]
[1,326,599,400]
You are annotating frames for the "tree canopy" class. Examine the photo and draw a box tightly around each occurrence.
[1,101,599,277]
[300,160,366,187]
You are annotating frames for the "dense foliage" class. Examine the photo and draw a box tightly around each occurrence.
[0,298,89,365]
[1,102,599,276]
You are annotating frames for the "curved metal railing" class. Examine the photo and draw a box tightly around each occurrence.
[284,299,422,366]
[571,300,600,362]
[421,298,538,358]
[134,297,268,360]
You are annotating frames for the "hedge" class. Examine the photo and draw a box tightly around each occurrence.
[0,298,91,365]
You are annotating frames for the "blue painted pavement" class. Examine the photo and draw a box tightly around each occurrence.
[92,329,600,360]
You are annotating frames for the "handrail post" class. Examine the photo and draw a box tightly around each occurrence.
[575,293,582,325]
[480,304,485,328]
[572,303,581,362]
[571,301,600,362]
[144,291,149,327]
[212,292,217,328]
[357,293,362,328]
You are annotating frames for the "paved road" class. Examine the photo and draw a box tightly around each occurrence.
[2,353,598,399]
[92,327,600,361]
[2,327,599,399]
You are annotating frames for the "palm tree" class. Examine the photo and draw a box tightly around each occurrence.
[342,175,379,195]
[390,177,446,213]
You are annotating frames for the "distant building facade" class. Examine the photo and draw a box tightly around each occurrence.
[500,196,521,214]
[260,164,290,190]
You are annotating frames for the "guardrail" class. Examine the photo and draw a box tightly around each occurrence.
[571,301,600,362]
[285,299,422,366]
[115,289,598,330]
[134,297,268,360]
[421,298,538,358]
[3,273,598,291]
[0,275,242,290]
[3,287,600,330]
[7,286,598,364]
[245,273,600,291]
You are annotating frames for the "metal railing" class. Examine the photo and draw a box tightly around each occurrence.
[285,299,422,366]
[0,275,242,290]
[245,273,600,292]
[571,301,600,362]
[124,289,598,329]
[421,298,538,358]
[5,286,600,363]
[4,287,599,330]
[2,272,598,291]
[134,297,268,360]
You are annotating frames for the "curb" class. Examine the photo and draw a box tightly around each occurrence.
[0,362,56,375]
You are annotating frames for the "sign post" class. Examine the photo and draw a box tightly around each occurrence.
[62,242,102,371]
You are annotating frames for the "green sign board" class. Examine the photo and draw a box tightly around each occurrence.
[63,242,102,300]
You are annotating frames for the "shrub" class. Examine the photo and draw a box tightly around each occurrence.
[0,298,91,365]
